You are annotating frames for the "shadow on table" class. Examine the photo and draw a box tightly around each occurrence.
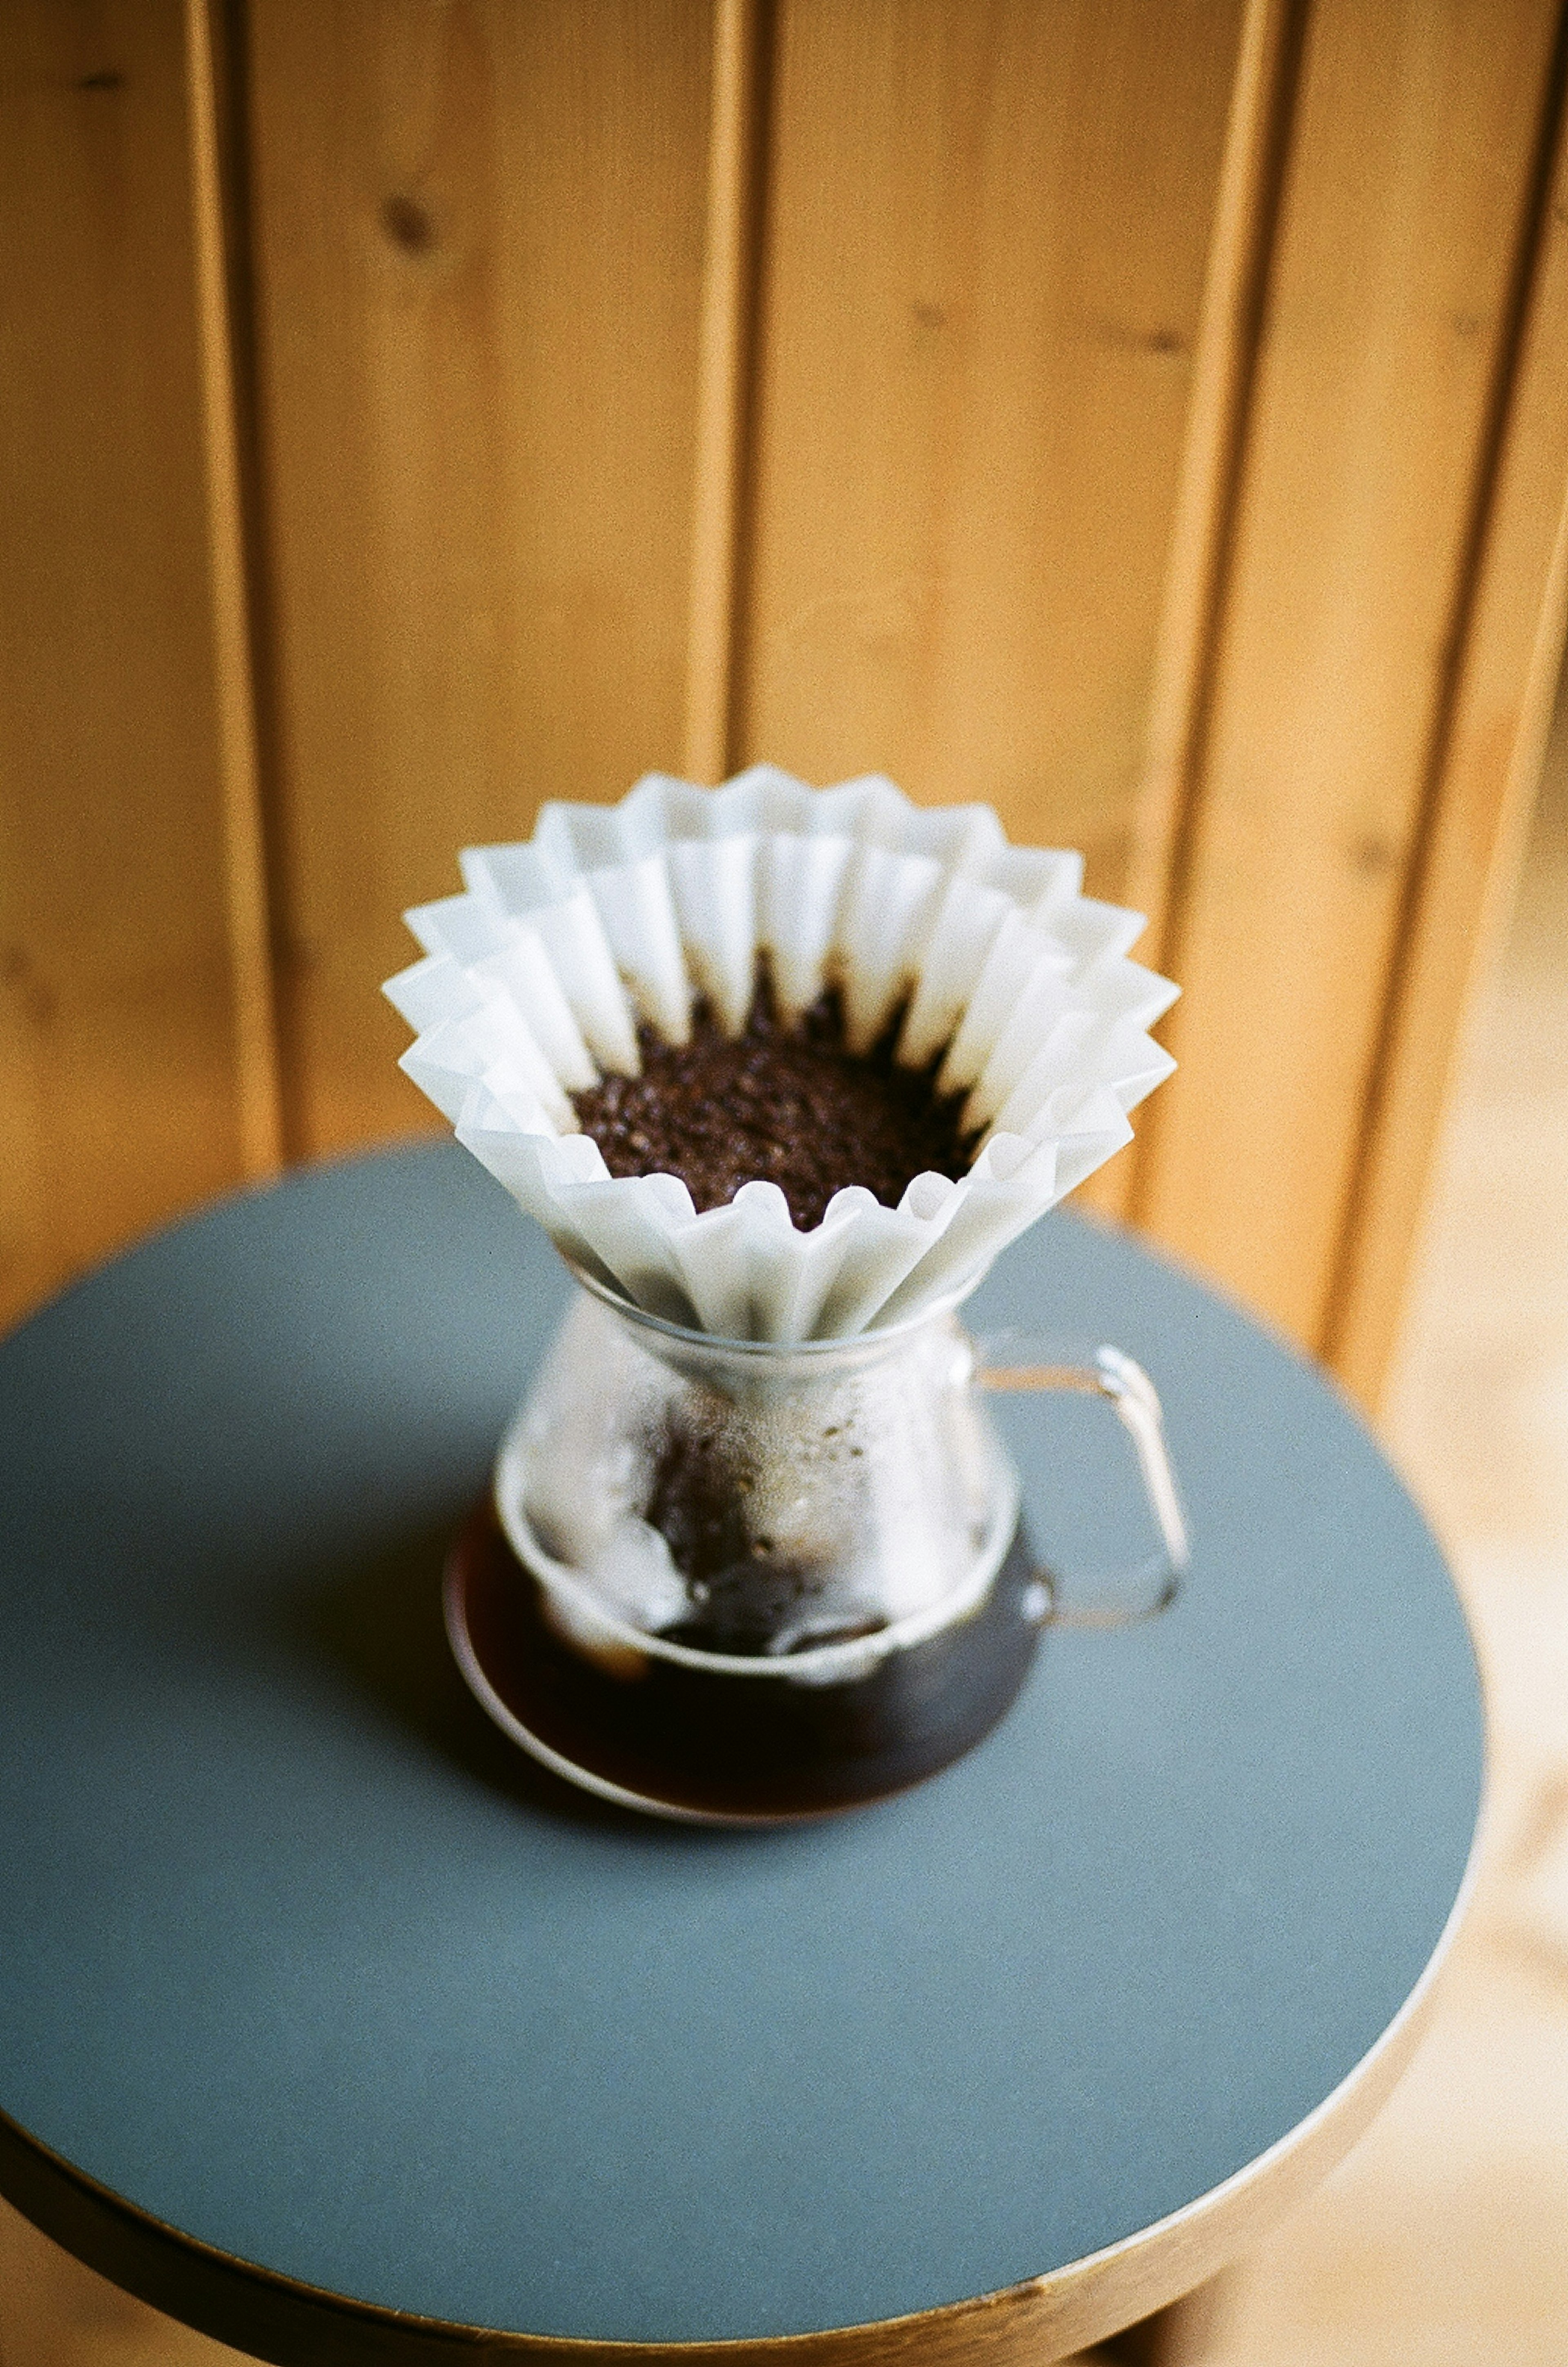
[289,1511,659,1841]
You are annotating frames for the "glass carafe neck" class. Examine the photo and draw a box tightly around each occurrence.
[497,1276,1018,1672]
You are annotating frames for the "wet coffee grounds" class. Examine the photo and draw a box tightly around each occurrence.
[569,967,977,1230]
[633,1400,880,1655]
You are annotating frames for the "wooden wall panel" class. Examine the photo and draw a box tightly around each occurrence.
[1327,42,1568,1403]
[735,0,1246,895]
[682,0,769,787]
[1131,0,1564,1351]
[0,1,252,1332]
[244,0,717,1157]
[1086,0,1302,1228]
[5,0,1567,1408]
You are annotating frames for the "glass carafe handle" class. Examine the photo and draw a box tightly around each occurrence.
[975,1335,1189,1627]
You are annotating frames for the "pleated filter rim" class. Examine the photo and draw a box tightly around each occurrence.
[384,767,1178,1340]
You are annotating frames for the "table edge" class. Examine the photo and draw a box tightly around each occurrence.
[0,1809,1481,2367]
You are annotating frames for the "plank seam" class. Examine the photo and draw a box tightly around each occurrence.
[682,0,775,785]
[1317,0,1568,1389]
[183,0,284,1181]
[1121,0,1313,1230]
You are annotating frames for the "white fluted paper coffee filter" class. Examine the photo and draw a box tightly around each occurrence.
[385,767,1178,1341]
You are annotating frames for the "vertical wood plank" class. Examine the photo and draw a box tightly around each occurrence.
[736,0,1247,893]
[1123,0,1306,948]
[0,1,249,1330]
[1085,0,1305,1224]
[1327,24,1568,1406]
[245,0,716,1157]
[185,0,283,1184]
[1131,0,1563,1349]
[683,0,771,785]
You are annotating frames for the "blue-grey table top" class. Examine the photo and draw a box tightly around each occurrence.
[0,1145,1482,2348]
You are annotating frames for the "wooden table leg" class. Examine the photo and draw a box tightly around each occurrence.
[1094,2270,1238,2364]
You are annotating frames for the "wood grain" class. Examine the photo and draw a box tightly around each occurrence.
[0,1,249,1332]
[1326,18,1568,1405]
[1086,0,1305,1227]
[1120,0,1306,975]
[5,0,1566,1437]
[243,0,716,1157]
[185,0,283,1186]
[683,0,771,785]
[734,0,1246,896]
[1131,0,1564,1352]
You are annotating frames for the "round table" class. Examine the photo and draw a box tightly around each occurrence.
[0,1145,1483,2365]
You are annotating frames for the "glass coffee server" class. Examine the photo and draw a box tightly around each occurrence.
[447,1264,1188,1823]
